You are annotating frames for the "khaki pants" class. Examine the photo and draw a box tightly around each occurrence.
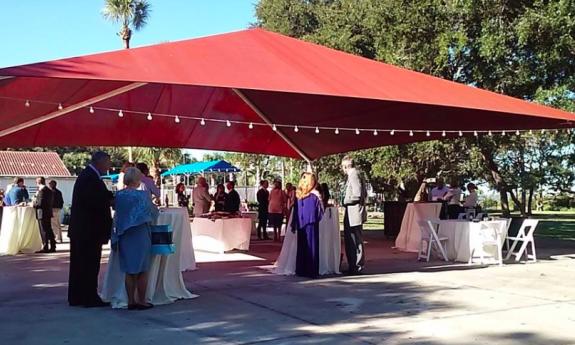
[51,208,62,242]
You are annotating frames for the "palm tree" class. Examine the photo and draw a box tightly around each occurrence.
[132,147,183,184]
[102,0,151,49]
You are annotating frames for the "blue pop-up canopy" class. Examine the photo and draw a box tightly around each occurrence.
[101,173,120,183]
[161,160,240,177]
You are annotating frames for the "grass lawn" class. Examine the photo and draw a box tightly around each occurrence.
[338,210,575,240]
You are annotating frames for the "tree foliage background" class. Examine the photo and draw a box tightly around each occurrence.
[254,0,575,215]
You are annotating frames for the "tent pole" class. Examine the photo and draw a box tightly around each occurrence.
[232,88,313,164]
[0,82,147,138]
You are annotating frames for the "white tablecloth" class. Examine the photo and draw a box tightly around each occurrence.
[395,203,442,252]
[157,208,196,271]
[100,207,198,309]
[437,220,508,263]
[191,217,252,253]
[242,211,258,234]
[0,206,43,255]
[273,206,341,276]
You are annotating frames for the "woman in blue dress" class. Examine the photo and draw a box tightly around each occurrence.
[112,167,158,310]
[292,173,324,278]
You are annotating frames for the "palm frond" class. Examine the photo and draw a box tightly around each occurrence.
[132,0,151,31]
[102,0,150,31]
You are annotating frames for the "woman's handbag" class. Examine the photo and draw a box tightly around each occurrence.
[150,224,175,255]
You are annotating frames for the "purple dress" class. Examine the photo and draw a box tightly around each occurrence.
[292,193,324,278]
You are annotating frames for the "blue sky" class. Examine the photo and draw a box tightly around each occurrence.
[0,0,257,68]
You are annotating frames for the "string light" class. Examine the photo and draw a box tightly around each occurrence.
[335,128,339,135]
[442,130,446,137]
[174,116,180,123]
[390,130,395,136]
[272,124,277,131]
[226,120,231,127]
[249,122,254,129]
[426,130,430,137]
[541,129,545,134]
[315,127,320,134]
[373,130,378,136]
[58,103,63,110]
[529,129,533,135]
[147,112,152,121]
[501,130,506,136]
[409,130,414,136]
[118,110,124,118]
[488,130,493,136]
[294,126,299,133]
[515,130,520,135]
[458,130,463,137]
[355,128,360,135]
[473,130,478,136]
[89,106,94,114]
[25,100,30,107]
[200,118,206,126]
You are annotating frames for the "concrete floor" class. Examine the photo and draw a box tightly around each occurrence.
[1,232,575,345]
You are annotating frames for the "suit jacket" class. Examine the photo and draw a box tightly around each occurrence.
[224,190,241,213]
[344,168,367,227]
[69,166,113,244]
[192,186,212,216]
[34,186,53,221]
[51,187,64,209]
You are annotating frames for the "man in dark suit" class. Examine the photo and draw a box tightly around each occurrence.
[68,151,113,307]
[49,180,65,243]
[224,181,241,213]
[34,177,55,253]
[256,180,270,240]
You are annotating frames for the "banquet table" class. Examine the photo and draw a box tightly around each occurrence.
[395,202,443,252]
[100,207,198,309]
[437,219,509,263]
[242,211,258,235]
[273,206,341,276]
[191,217,252,253]
[0,206,43,255]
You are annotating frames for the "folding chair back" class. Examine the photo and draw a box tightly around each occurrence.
[505,219,539,262]
[417,220,449,262]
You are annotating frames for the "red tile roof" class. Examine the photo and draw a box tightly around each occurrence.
[0,151,71,177]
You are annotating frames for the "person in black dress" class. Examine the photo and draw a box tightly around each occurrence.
[175,182,190,208]
[68,151,113,307]
[224,181,241,213]
[256,180,270,240]
[213,184,226,212]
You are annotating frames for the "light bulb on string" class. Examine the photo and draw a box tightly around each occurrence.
[315,127,320,134]
[515,130,520,135]
[58,103,63,110]
[174,116,180,123]
[355,128,360,135]
[390,130,395,136]
[248,122,254,129]
[488,130,492,136]
[25,100,30,107]
[442,130,446,137]
[373,130,378,136]
[118,110,124,118]
[458,130,463,137]
[89,106,94,114]
[294,126,299,133]
[501,130,506,136]
[409,130,414,137]
[473,130,478,137]
[272,124,277,131]
[529,129,533,135]
[147,112,152,121]
[541,129,545,134]
[426,130,430,137]
[335,128,339,135]
[200,118,206,126]
[226,120,231,127]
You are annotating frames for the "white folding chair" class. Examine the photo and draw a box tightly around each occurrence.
[469,223,503,266]
[505,219,539,263]
[417,220,449,262]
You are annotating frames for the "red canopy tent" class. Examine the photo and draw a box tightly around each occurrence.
[0,28,573,161]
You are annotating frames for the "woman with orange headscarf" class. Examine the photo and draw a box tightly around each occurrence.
[291,172,324,278]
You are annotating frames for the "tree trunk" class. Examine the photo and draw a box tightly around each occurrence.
[120,25,131,49]
[499,191,510,217]
[508,189,525,216]
[527,187,534,216]
[478,141,511,216]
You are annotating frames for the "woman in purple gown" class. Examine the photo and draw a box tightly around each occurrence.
[292,173,324,278]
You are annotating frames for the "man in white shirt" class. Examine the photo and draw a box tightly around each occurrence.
[136,163,160,199]
[430,178,449,201]
[192,177,212,216]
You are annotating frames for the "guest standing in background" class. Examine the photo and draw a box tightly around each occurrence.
[463,183,479,209]
[68,151,113,307]
[34,177,55,253]
[112,167,157,310]
[6,177,29,205]
[268,180,287,242]
[213,183,226,212]
[117,162,134,191]
[430,177,449,201]
[256,180,270,240]
[175,183,189,208]
[224,181,241,213]
[342,156,366,275]
[445,178,463,219]
[136,163,160,200]
[49,180,64,243]
[292,173,323,278]
[192,177,212,216]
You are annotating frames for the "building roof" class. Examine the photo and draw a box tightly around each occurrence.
[0,151,71,177]
[161,160,241,177]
